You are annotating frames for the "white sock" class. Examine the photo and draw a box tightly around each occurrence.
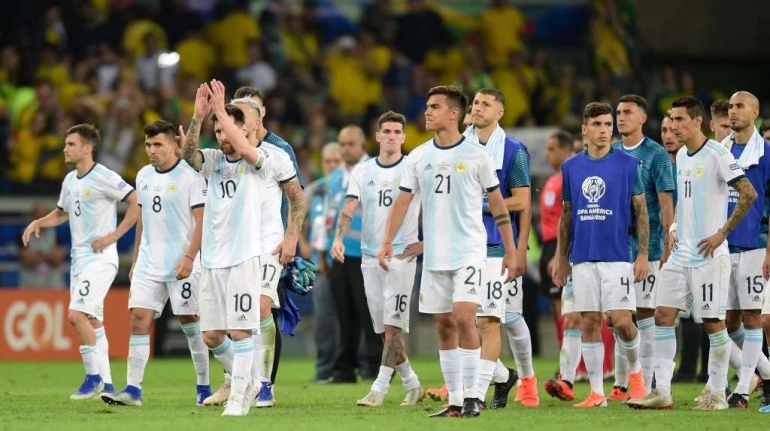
[757,355,770,380]
[458,347,481,400]
[127,334,150,388]
[372,365,394,394]
[395,358,421,390]
[210,338,234,376]
[181,321,209,386]
[612,328,628,388]
[80,344,99,376]
[618,333,641,373]
[653,326,676,397]
[561,329,582,383]
[493,359,509,384]
[505,312,534,378]
[476,359,497,401]
[439,349,462,406]
[253,315,276,383]
[708,330,731,394]
[637,317,655,392]
[582,342,605,396]
[736,328,763,394]
[231,338,254,397]
[94,327,112,385]
[729,327,745,372]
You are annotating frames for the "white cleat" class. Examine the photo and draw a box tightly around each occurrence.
[222,399,245,417]
[400,386,426,406]
[241,378,258,415]
[694,385,712,403]
[693,392,728,410]
[357,390,386,407]
[203,383,231,406]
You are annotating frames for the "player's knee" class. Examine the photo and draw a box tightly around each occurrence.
[67,310,87,327]
[177,314,198,325]
[477,317,500,335]
[383,325,401,342]
[702,319,725,334]
[202,331,224,348]
[653,306,677,326]
[433,315,455,338]
[741,311,761,329]
[579,312,602,333]
[761,314,770,331]
[563,312,581,330]
[129,312,152,334]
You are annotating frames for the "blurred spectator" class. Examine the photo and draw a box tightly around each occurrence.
[403,111,432,153]
[175,20,216,83]
[17,201,67,288]
[206,0,259,82]
[492,49,535,127]
[43,6,68,51]
[359,0,396,44]
[135,31,177,92]
[457,48,494,94]
[282,10,321,76]
[479,0,526,68]
[761,120,770,141]
[394,0,448,64]
[235,39,277,95]
[325,36,372,123]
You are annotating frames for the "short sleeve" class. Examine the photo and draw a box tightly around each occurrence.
[189,174,206,209]
[632,161,645,195]
[479,151,500,192]
[346,164,363,200]
[199,149,219,179]
[398,154,418,194]
[104,171,134,202]
[57,178,69,212]
[270,150,297,184]
[507,147,531,189]
[717,151,745,185]
[561,163,571,202]
[651,149,675,193]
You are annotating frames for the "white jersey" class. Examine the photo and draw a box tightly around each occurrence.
[346,155,420,257]
[199,147,273,269]
[669,139,745,268]
[399,137,499,270]
[133,159,207,281]
[57,163,134,275]
[259,143,298,252]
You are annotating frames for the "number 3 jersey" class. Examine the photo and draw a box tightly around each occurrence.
[399,137,500,271]
[346,155,420,257]
[57,163,134,275]
[133,159,206,281]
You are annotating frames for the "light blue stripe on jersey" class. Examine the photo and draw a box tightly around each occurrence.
[263,131,302,228]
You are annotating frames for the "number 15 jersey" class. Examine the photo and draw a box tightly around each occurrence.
[399,137,500,271]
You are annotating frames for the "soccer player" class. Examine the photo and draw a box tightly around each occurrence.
[380,85,518,418]
[710,99,732,142]
[720,91,770,408]
[608,95,674,399]
[330,110,425,407]
[102,121,210,406]
[553,102,650,408]
[22,124,139,399]
[180,80,283,417]
[628,96,757,411]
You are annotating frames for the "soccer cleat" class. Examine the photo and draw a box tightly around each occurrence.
[693,392,728,410]
[608,386,628,402]
[574,391,607,408]
[750,374,761,395]
[694,385,711,403]
[241,378,258,415]
[760,404,770,413]
[544,377,574,401]
[102,383,115,395]
[518,376,540,407]
[222,399,245,417]
[255,382,276,408]
[727,393,748,409]
[70,374,104,400]
[461,398,482,417]
[628,370,647,401]
[196,385,212,406]
[627,388,674,410]
[490,367,519,409]
[202,382,230,406]
[400,386,426,406]
[514,381,523,402]
[760,380,770,407]
[356,390,386,407]
[429,405,462,418]
[101,385,143,406]
[427,385,448,402]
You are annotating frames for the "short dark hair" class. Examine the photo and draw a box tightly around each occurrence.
[760,119,770,136]
[551,130,574,150]
[583,102,613,124]
[618,94,647,112]
[672,96,706,121]
[475,88,506,108]
[66,124,101,153]
[377,110,406,130]
[211,104,246,127]
[233,86,263,103]
[144,120,177,141]
[427,85,468,129]
[710,99,729,118]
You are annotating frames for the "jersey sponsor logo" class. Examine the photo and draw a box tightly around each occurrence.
[118,181,127,190]
[702,303,711,311]
[487,301,496,308]
[695,165,704,178]
[391,312,401,320]
[620,296,629,303]
[142,185,149,191]
[644,293,652,300]
[367,180,376,186]
[202,189,207,196]
[581,176,606,203]
[467,287,477,295]
[168,183,177,193]
[455,161,466,173]
[181,301,189,307]
[753,295,762,302]
[237,314,248,321]
[424,163,433,171]
[729,163,741,171]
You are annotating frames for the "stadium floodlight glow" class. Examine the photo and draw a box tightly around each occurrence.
[157,52,180,69]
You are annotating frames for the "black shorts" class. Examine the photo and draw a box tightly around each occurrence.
[539,240,561,299]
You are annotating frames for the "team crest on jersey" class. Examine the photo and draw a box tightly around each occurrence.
[581,176,606,204]
[455,161,466,173]
[84,188,92,199]
[237,165,245,177]
[695,165,704,178]
[168,183,177,192]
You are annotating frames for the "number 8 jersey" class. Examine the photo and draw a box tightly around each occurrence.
[346,155,420,257]
[133,159,206,281]
[399,137,500,270]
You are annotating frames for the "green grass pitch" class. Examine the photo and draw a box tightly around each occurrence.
[0,358,765,430]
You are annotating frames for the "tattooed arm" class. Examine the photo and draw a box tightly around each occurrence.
[698,177,757,256]
[274,178,306,265]
[632,193,650,282]
[553,201,572,287]
[330,198,360,263]
[181,84,211,171]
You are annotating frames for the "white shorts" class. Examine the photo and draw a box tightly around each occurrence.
[419,260,485,314]
[635,260,660,310]
[200,256,261,332]
[129,274,200,317]
[728,249,765,310]
[573,262,636,313]
[259,252,283,309]
[656,255,730,321]
[761,280,770,315]
[477,257,506,319]
[561,276,576,315]
[361,255,416,333]
[69,262,117,321]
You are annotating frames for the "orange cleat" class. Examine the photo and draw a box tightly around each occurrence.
[514,381,523,402]
[544,377,574,401]
[574,391,607,408]
[608,386,628,402]
[628,370,648,401]
[519,376,540,407]
[427,385,448,402]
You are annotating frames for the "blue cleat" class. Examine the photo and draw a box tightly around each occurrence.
[102,383,115,394]
[255,382,275,408]
[759,404,770,413]
[70,374,104,400]
[197,385,212,406]
[101,385,143,406]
